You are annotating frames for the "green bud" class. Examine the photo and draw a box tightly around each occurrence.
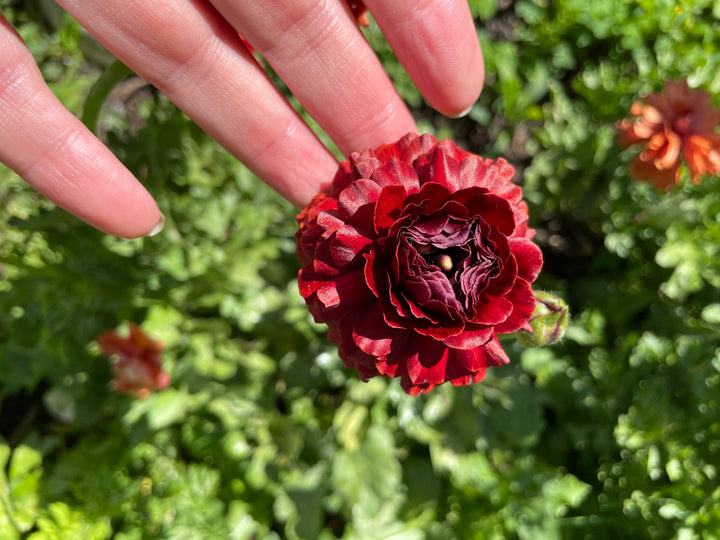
[516,291,569,347]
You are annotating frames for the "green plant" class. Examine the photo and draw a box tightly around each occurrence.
[2,0,720,538]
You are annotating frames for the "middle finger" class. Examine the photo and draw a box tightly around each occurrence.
[212,0,417,155]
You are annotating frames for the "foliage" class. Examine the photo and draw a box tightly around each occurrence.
[2,0,720,538]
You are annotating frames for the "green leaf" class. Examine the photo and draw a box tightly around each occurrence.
[6,445,42,533]
[701,303,720,324]
[28,502,112,540]
[124,388,190,431]
[0,444,22,540]
[274,464,327,540]
[81,60,133,133]
[431,446,498,493]
[332,426,409,538]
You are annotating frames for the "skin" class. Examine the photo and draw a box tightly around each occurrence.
[0,0,484,238]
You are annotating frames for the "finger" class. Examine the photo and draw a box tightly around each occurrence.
[0,17,163,238]
[364,0,484,117]
[209,0,418,155]
[57,0,340,207]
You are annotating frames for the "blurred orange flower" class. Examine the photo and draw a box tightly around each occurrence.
[97,324,170,398]
[617,79,720,190]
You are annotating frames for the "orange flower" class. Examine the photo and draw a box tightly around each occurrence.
[617,79,720,190]
[97,324,170,398]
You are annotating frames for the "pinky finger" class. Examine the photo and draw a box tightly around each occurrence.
[0,17,162,238]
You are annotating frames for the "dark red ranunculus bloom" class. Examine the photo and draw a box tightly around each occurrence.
[296,133,543,395]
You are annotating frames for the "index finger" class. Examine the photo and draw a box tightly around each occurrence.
[0,16,163,238]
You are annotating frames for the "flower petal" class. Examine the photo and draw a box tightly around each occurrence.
[405,339,451,386]
[338,178,382,215]
[469,294,514,325]
[374,184,408,234]
[309,269,373,316]
[442,327,494,349]
[450,334,509,371]
[352,304,396,357]
[459,191,516,236]
[493,279,537,335]
[371,157,421,192]
[330,224,374,267]
[414,144,461,190]
[508,238,543,283]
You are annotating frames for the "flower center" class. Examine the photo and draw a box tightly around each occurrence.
[392,215,507,318]
[434,253,453,273]
[673,113,692,135]
[422,247,465,276]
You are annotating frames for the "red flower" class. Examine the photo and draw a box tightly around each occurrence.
[239,34,254,53]
[296,133,543,395]
[97,324,170,398]
[345,0,369,27]
[617,79,720,190]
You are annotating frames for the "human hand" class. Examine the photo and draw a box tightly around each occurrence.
[0,1,484,238]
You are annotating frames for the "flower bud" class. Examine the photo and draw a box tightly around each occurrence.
[516,291,569,347]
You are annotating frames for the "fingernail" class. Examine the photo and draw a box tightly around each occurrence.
[449,105,474,119]
[146,213,165,237]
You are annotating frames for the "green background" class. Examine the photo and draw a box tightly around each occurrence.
[2,0,720,538]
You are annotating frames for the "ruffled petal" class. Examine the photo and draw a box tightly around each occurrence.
[493,279,537,335]
[405,339,451,386]
[374,184,408,234]
[508,238,544,283]
[442,327,494,350]
[330,224,374,268]
[338,179,382,217]
[370,157,421,192]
